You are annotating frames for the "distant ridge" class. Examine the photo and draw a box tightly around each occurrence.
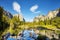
[3,10,13,18]
[34,8,60,22]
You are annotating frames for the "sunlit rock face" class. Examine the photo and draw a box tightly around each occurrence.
[47,10,59,19]
[33,8,60,22]
[34,17,39,22]
[13,14,25,21]
[34,15,45,22]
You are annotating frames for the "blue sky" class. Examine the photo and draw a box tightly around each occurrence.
[0,0,60,22]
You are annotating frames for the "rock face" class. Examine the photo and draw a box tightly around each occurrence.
[47,9,59,19]
[3,10,25,21]
[3,10,13,18]
[34,8,60,22]
[34,15,45,22]
[13,14,25,21]
[56,8,60,17]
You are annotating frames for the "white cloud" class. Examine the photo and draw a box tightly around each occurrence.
[13,2,21,13]
[30,5,40,13]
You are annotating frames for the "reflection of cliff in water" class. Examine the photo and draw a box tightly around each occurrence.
[36,26,58,39]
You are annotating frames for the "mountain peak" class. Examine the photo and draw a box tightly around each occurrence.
[33,8,60,22]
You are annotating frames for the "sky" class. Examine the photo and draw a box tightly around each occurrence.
[0,0,60,22]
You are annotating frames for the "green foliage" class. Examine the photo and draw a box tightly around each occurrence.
[55,30,60,34]
[39,21,45,25]
[0,7,3,21]
[6,15,25,35]
[51,17,60,28]
[0,6,60,40]
[0,7,10,32]
[0,7,10,39]
[0,7,4,31]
